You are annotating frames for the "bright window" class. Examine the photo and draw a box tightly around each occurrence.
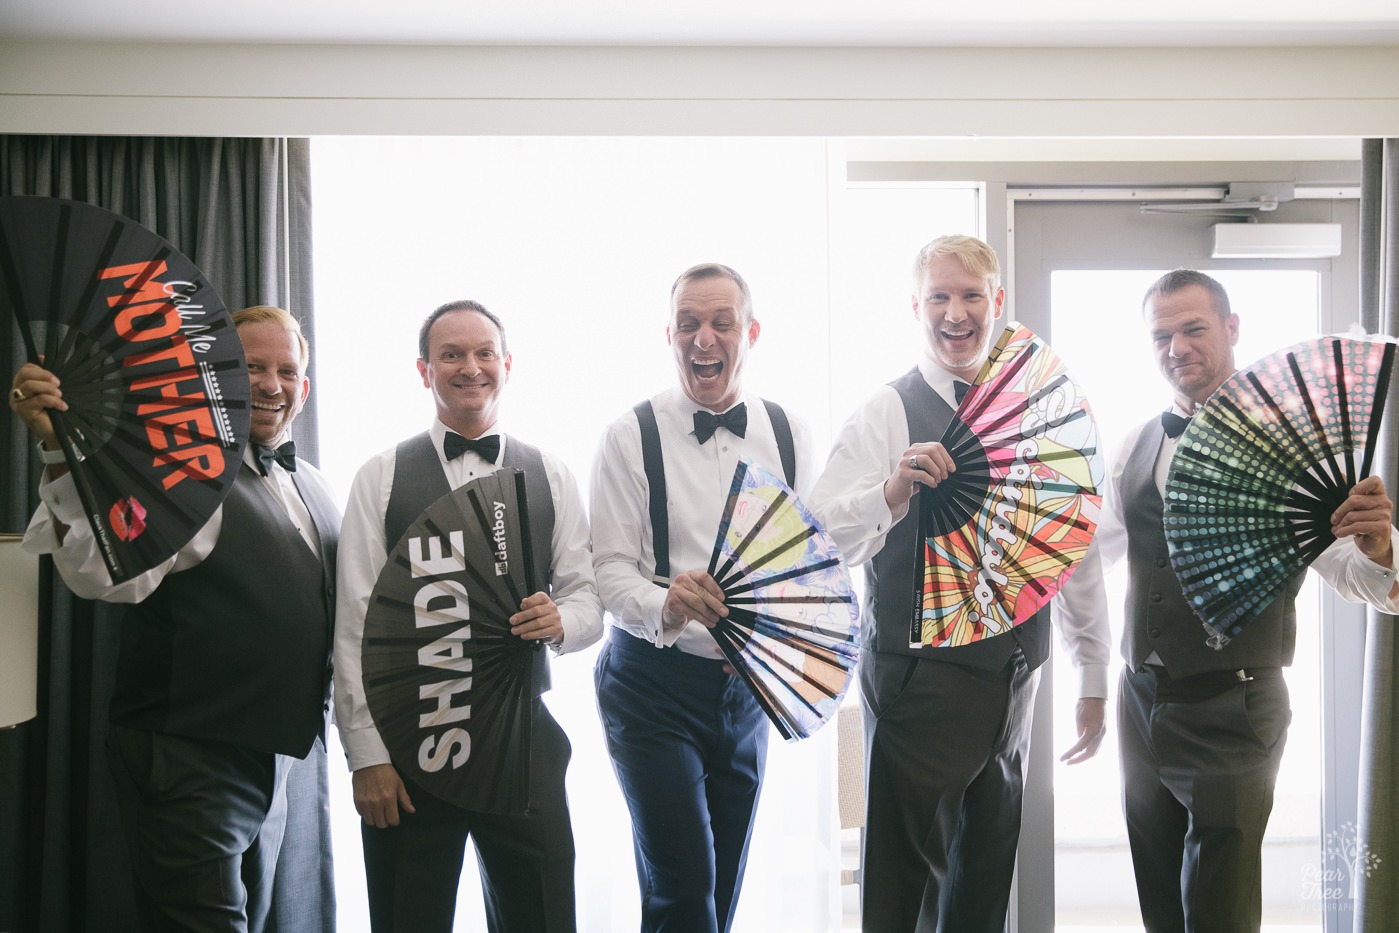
[311,136,981,931]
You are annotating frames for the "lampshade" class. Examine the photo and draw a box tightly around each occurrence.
[0,535,39,729]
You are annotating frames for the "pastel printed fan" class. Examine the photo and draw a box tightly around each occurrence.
[914,323,1106,648]
[706,458,860,741]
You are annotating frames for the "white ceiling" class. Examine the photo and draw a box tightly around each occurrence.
[3,0,1399,46]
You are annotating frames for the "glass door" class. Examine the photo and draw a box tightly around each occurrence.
[1009,194,1364,933]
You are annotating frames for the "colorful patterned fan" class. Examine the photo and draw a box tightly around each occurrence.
[914,324,1105,648]
[361,468,541,813]
[1164,335,1397,648]
[0,196,247,582]
[706,458,859,741]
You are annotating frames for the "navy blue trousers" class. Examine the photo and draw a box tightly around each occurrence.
[595,628,768,933]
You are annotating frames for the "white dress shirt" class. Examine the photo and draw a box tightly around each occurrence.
[22,444,326,603]
[590,387,817,658]
[333,418,603,772]
[1058,405,1399,664]
[808,355,1113,699]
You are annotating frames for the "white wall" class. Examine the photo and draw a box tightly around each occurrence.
[2,41,1398,138]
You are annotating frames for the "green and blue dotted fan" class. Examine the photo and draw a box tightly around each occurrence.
[1163,334,1396,649]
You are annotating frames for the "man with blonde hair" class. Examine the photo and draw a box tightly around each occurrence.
[810,235,1111,931]
[9,305,340,933]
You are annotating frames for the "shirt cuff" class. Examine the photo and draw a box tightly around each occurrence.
[1352,528,1399,610]
[339,725,393,772]
[38,469,86,525]
[553,605,599,654]
[858,481,898,536]
[651,588,686,647]
[1076,661,1109,700]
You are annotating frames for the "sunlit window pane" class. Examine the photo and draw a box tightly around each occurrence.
[311,137,980,932]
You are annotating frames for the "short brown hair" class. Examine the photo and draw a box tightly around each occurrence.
[1142,269,1232,320]
[670,263,753,322]
[418,299,508,360]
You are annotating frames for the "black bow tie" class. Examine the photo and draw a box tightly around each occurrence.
[693,404,748,444]
[1161,411,1191,440]
[254,441,297,475]
[953,380,972,405]
[444,431,501,463]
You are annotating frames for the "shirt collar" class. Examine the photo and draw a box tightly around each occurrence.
[917,355,963,408]
[672,387,750,419]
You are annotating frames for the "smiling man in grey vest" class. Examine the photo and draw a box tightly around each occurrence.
[332,299,602,932]
[810,234,1111,932]
[1058,269,1399,932]
[11,305,339,933]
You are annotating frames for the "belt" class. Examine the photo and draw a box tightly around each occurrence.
[606,625,728,671]
[1140,664,1281,701]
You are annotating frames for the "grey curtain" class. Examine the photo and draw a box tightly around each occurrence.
[1356,138,1399,930]
[0,135,332,932]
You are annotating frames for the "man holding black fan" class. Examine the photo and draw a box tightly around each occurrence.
[10,305,340,933]
[1058,269,1399,932]
[809,234,1112,932]
[590,262,816,933]
[332,299,601,932]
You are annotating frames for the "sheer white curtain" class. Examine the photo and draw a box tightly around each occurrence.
[310,136,979,931]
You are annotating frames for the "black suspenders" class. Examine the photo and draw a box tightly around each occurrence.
[631,399,796,583]
[632,400,672,583]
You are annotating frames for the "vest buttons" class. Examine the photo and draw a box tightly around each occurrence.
[1149,628,1161,639]
[1155,558,1168,569]
[1150,592,1163,603]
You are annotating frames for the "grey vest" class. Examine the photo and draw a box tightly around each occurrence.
[1121,417,1302,676]
[864,368,1052,670]
[111,463,340,758]
[385,432,556,694]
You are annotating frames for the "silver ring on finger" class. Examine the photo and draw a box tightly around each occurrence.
[909,455,918,470]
